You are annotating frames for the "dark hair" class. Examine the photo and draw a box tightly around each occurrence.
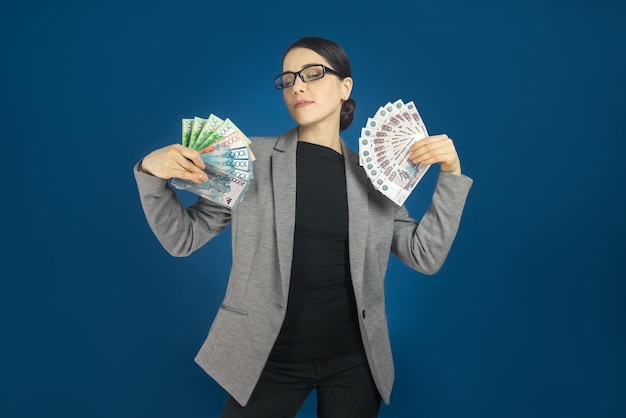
[283,36,356,131]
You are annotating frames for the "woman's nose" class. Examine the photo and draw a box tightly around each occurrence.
[291,76,306,92]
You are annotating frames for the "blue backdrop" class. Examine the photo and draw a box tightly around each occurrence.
[1,0,625,417]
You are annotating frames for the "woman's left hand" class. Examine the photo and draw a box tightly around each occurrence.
[409,134,461,176]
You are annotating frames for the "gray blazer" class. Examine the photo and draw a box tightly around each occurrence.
[133,127,473,406]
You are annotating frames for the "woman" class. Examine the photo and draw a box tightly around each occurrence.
[134,36,472,418]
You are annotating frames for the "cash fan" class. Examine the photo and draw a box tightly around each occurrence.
[171,114,254,208]
[358,99,431,206]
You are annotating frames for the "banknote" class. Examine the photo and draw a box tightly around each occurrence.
[193,114,224,150]
[182,119,193,147]
[189,116,206,149]
[203,145,252,161]
[372,101,417,140]
[359,99,431,206]
[171,163,250,209]
[201,128,251,155]
[209,164,253,182]
[202,147,252,172]
[171,113,254,208]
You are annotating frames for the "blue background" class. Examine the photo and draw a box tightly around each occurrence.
[1,0,625,417]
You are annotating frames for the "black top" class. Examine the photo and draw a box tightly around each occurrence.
[269,141,363,362]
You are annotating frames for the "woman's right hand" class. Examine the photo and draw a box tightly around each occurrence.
[140,144,208,183]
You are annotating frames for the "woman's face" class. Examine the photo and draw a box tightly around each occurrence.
[281,47,352,130]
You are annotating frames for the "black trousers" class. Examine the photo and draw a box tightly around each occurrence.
[220,348,382,418]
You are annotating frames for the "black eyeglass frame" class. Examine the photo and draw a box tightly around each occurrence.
[274,64,344,89]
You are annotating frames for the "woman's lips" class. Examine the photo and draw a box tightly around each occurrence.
[295,100,312,108]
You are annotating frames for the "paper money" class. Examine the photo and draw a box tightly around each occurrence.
[194,118,242,151]
[171,113,254,208]
[202,147,252,172]
[194,114,224,150]
[201,128,250,154]
[189,116,206,149]
[359,99,430,206]
[182,119,193,147]
[171,164,250,209]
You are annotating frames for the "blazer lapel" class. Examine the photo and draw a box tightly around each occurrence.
[342,140,369,305]
[271,128,298,307]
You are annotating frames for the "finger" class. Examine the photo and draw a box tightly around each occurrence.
[409,134,450,152]
[411,144,460,173]
[410,138,455,163]
[179,145,206,170]
[412,149,454,165]
[171,155,208,183]
[410,142,458,165]
[164,145,208,182]
[155,146,206,182]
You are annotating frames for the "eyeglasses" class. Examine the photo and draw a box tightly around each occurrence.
[274,64,343,89]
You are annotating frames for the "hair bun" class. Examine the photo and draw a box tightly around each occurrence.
[340,99,356,131]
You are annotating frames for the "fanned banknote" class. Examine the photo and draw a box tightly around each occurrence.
[171,113,254,208]
[359,99,430,206]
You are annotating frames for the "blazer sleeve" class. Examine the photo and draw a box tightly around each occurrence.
[391,171,473,274]
[133,161,232,257]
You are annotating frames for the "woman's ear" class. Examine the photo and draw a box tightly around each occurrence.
[341,77,353,101]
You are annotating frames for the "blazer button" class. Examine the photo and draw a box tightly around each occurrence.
[362,310,366,319]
